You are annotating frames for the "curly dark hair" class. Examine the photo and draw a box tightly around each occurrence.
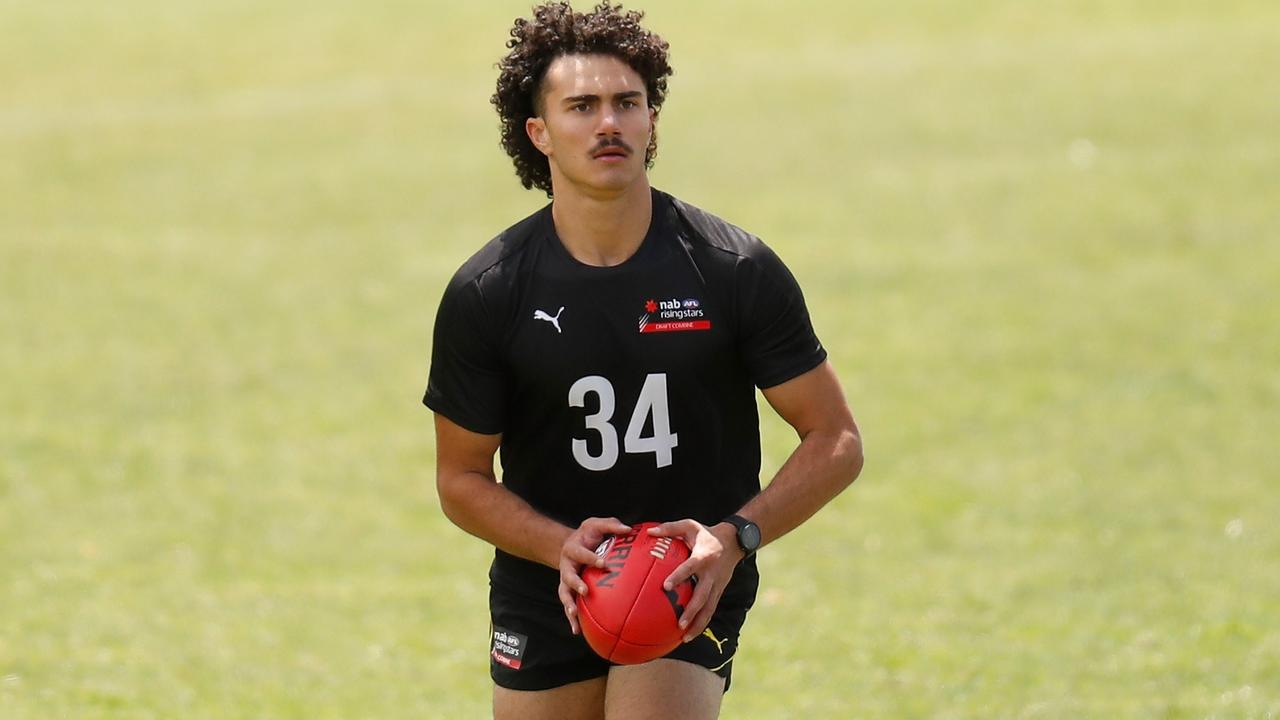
[492,2,673,196]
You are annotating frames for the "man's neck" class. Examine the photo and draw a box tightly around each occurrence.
[550,180,653,267]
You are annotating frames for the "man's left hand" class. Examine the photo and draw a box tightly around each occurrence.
[647,519,745,642]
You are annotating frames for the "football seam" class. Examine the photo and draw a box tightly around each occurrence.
[577,590,622,659]
[615,550,673,650]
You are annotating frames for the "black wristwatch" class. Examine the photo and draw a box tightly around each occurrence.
[724,514,762,558]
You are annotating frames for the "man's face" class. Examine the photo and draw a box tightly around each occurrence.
[527,53,655,197]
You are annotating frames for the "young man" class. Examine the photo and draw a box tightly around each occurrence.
[424,3,863,718]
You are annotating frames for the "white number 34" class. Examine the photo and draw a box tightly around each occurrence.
[567,373,679,471]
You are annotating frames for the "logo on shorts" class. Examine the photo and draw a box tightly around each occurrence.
[638,297,710,333]
[702,628,730,654]
[491,627,529,670]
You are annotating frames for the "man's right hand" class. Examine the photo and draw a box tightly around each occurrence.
[557,517,632,635]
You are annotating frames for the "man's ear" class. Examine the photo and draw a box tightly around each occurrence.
[526,116,551,156]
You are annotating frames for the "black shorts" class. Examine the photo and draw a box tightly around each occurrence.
[488,569,757,693]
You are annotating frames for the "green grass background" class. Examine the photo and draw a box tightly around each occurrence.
[3,1,1278,717]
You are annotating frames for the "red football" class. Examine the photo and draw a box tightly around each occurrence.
[577,522,694,664]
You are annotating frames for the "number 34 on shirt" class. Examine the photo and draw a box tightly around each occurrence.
[568,373,678,472]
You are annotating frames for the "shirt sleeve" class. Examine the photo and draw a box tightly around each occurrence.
[422,276,507,435]
[737,244,828,389]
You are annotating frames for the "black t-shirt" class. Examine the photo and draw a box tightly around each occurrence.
[424,188,826,598]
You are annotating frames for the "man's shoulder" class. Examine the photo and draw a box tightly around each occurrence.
[660,190,801,292]
[447,203,548,290]
[662,191,769,260]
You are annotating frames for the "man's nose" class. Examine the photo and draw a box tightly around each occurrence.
[597,108,621,135]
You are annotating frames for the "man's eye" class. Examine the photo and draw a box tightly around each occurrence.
[620,100,638,109]
[571,104,590,112]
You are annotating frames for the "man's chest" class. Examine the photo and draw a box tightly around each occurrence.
[505,265,734,394]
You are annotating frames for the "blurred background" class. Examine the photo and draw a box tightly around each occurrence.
[2,1,1277,717]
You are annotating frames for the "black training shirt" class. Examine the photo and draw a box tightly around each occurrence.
[424,188,826,597]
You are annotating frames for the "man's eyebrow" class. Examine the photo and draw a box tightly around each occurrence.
[561,91,644,104]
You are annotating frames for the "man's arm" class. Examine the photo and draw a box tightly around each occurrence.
[434,414,561,565]
[433,413,629,634]
[654,360,863,639]
[731,359,864,547]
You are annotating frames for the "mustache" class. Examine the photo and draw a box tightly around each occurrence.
[591,138,633,155]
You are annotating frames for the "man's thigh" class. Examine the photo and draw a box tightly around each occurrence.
[494,677,607,720]
[604,659,725,720]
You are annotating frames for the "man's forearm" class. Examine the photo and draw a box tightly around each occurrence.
[437,470,572,569]
[734,424,863,548]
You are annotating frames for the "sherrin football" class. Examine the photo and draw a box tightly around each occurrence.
[577,522,695,664]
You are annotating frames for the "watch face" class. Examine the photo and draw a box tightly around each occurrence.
[740,522,761,552]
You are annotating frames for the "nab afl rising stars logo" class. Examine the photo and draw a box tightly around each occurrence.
[638,297,711,334]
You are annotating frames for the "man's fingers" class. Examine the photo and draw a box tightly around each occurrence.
[678,576,715,631]
[601,518,632,535]
[572,518,630,569]
[679,580,722,641]
[662,557,699,591]
[647,519,693,539]
[563,597,578,630]
[682,604,715,643]
[586,517,632,536]
[561,571,588,596]
[557,582,582,635]
[566,542,606,569]
[560,556,590,595]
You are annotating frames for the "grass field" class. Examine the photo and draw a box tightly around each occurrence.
[3,1,1279,717]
